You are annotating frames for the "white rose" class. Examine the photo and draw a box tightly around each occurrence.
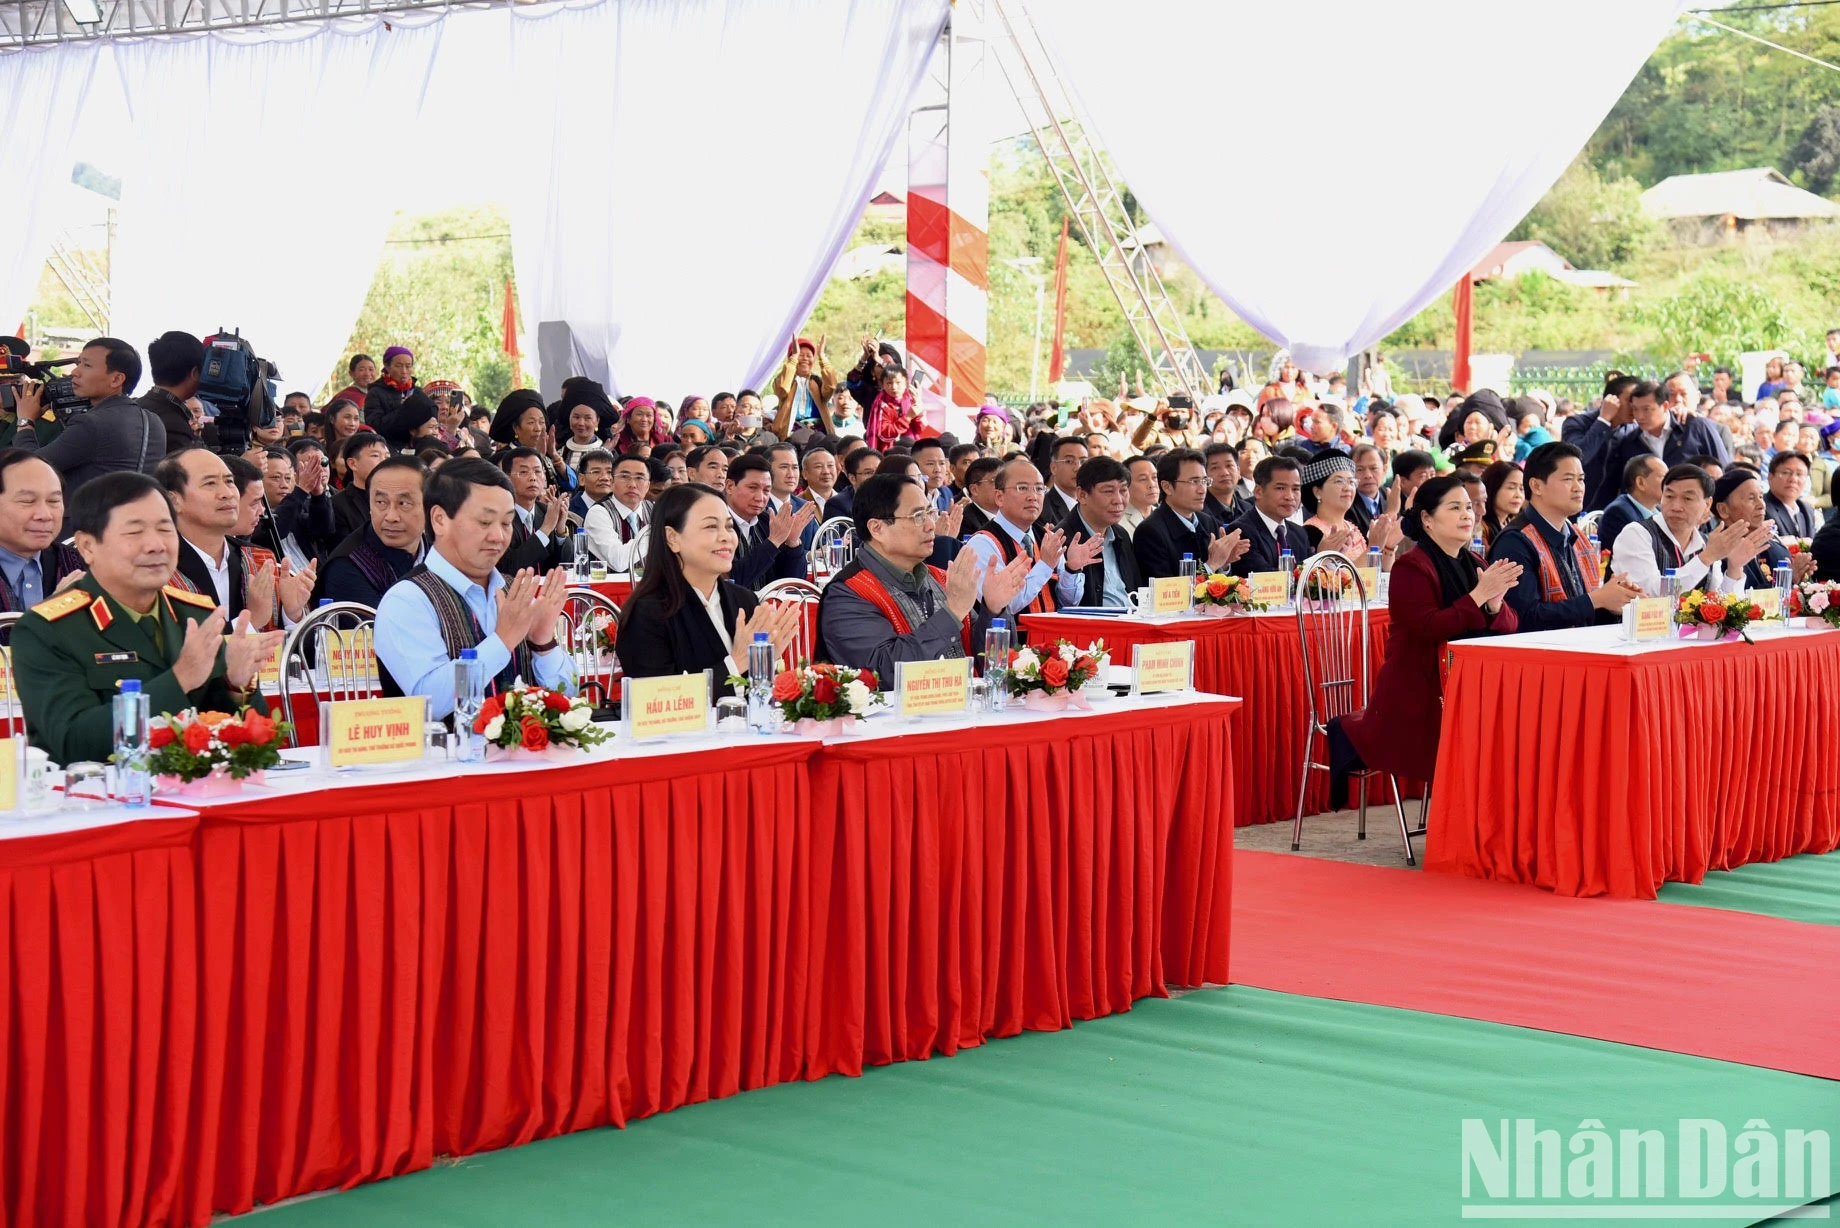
[560,706,592,731]
[1058,642,1078,663]
[1013,647,1038,672]
[845,679,873,712]
[482,715,504,741]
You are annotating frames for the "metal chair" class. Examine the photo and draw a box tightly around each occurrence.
[278,602,379,748]
[757,578,823,667]
[558,586,622,707]
[808,516,855,584]
[1289,552,1421,864]
[1577,509,1604,541]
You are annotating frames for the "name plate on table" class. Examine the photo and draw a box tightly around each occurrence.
[895,657,970,717]
[1248,570,1289,606]
[1150,576,1190,615]
[1623,596,1674,642]
[1746,588,1783,619]
[1132,640,1194,695]
[0,737,16,810]
[622,671,711,740]
[1355,566,1380,598]
[254,643,285,691]
[323,696,428,768]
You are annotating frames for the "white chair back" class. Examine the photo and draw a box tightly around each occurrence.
[278,602,379,748]
[809,516,855,583]
[758,578,823,667]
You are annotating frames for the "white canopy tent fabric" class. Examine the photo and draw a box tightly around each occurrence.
[1028,0,1687,375]
[108,15,445,398]
[0,44,98,338]
[505,0,948,398]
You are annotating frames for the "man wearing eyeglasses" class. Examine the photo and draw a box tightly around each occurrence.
[962,457,1099,630]
[815,474,1029,682]
[1134,448,1249,579]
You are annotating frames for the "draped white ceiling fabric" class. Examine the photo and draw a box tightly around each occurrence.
[505,0,948,397]
[108,16,444,396]
[1029,0,1687,374]
[0,45,99,338]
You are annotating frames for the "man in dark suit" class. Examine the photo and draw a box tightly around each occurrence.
[726,452,812,589]
[1595,455,1664,552]
[1034,435,1087,534]
[1592,380,1731,512]
[159,445,317,629]
[1763,450,1822,539]
[330,432,391,547]
[1061,456,1143,606]
[959,456,1002,538]
[497,447,566,576]
[823,447,881,523]
[1202,441,1246,523]
[1228,455,1314,576]
[1133,447,1248,578]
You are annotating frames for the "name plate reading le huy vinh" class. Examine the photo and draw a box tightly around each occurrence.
[324,696,428,768]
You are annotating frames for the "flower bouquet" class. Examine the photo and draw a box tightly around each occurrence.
[1785,537,1813,559]
[1788,580,1840,630]
[1295,567,1353,607]
[768,662,882,735]
[1006,639,1107,711]
[1191,572,1268,616]
[146,707,290,797]
[474,686,611,760]
[1675,588,1765,644]
[586,609,618,664]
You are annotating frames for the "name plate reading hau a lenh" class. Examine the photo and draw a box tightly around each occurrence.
[896,657,970,717]
[1150,576,1190,615]
[325,696,427,767]
[1248,570,1289,606]
[625,672,710,739]
[1133,640,1194,695]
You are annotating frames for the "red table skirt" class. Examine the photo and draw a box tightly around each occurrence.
[1425,633,1840,898]
[1023,610,1394,825]
[0,700,1237,1227]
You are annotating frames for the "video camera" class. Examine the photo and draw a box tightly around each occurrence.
[197,327,279,454]
[0,338,90,419]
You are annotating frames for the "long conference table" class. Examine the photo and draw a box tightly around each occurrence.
[1024,605,1399,825]
[0,692,1237,1228]
[1426,622,1840,898]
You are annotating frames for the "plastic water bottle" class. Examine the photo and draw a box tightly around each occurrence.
[747,632,777,733]
[453,648,484,762]
[1775,561,1793,611]
[1278,548,1295,604]
[1662,568,1680,601]
[1366,546,1384,600]
[574,529,591,581]
[112,679,150,806]
[983,618,1011,713]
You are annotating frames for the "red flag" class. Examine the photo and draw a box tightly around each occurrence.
[1451,275,1474,394]
[1048,216,1071,384]
[501,276,523,384]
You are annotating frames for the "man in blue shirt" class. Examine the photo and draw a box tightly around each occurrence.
[0,451,84,611]
[374,458,574,720]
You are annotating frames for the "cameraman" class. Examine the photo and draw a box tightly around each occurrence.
[12,337,166,488]
[139,330,205,452]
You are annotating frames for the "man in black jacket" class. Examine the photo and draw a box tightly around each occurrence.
[1202,441,1246,523]
[1228,455,1314,576]
[1133,448,1248,578]
[329,432,391,547]
[726,453,811,589]
[1763,450,1822,539]
[497,447,566,576]
[1585,380,1731,512]
[137,330,204,453]
[362,345,439,449]
[1034,435,1087,533]
[1060,455,1142,606]
[252,446,337,568]
[10,337,166,491]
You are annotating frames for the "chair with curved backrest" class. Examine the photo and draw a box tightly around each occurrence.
[757,577,823,667]
[278,602,379,748]
[1576,509,1604,541]
[557,586,622,708]
[1289,552,1420,864]
[808,516,855,584]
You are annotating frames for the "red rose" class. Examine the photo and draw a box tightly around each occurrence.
[244,711,277,746]
[219,722,250,748]
[857,668,876,690]
[812,676,840,705]
[149,724,175,750]
[520,716,549,751]
[771,671,803,702]
[1074,656,1095,676]
[1039,657,1070,689]
[1205,577,1229,599]
[479,694,505,722]
[182,722,212,754]
[543,690,572,713]
[1700,601,1726,624]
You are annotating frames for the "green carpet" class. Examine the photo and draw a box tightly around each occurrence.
[251,988,1836,1226]
[1657,849,1840,927]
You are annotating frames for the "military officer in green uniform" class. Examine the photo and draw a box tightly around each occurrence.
[13,471,282,765]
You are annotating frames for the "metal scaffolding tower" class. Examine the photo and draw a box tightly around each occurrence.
[0,0,480,48]
[989,0,1211,401]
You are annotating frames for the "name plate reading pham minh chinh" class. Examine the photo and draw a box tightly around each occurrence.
[1248,570,1289,606]
[895,657,970,717]
[623,671,711,740]
[1132,640,1194,695]
[323,696,427,768]
[1624,597,1673,642]
[1150,576,1190,615]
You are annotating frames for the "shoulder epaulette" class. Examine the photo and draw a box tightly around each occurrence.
[28,589,89,621]
[163,585,217,609]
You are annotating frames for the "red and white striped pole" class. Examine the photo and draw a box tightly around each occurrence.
[906,0,989,436]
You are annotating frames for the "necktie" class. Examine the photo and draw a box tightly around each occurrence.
[620,515,633,544]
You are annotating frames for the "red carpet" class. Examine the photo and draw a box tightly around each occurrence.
[1231,850,1840,1080]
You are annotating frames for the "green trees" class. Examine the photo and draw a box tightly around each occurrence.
[1509,158,1658,271]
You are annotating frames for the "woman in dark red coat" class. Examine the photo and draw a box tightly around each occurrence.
[1337,476,1523,782]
